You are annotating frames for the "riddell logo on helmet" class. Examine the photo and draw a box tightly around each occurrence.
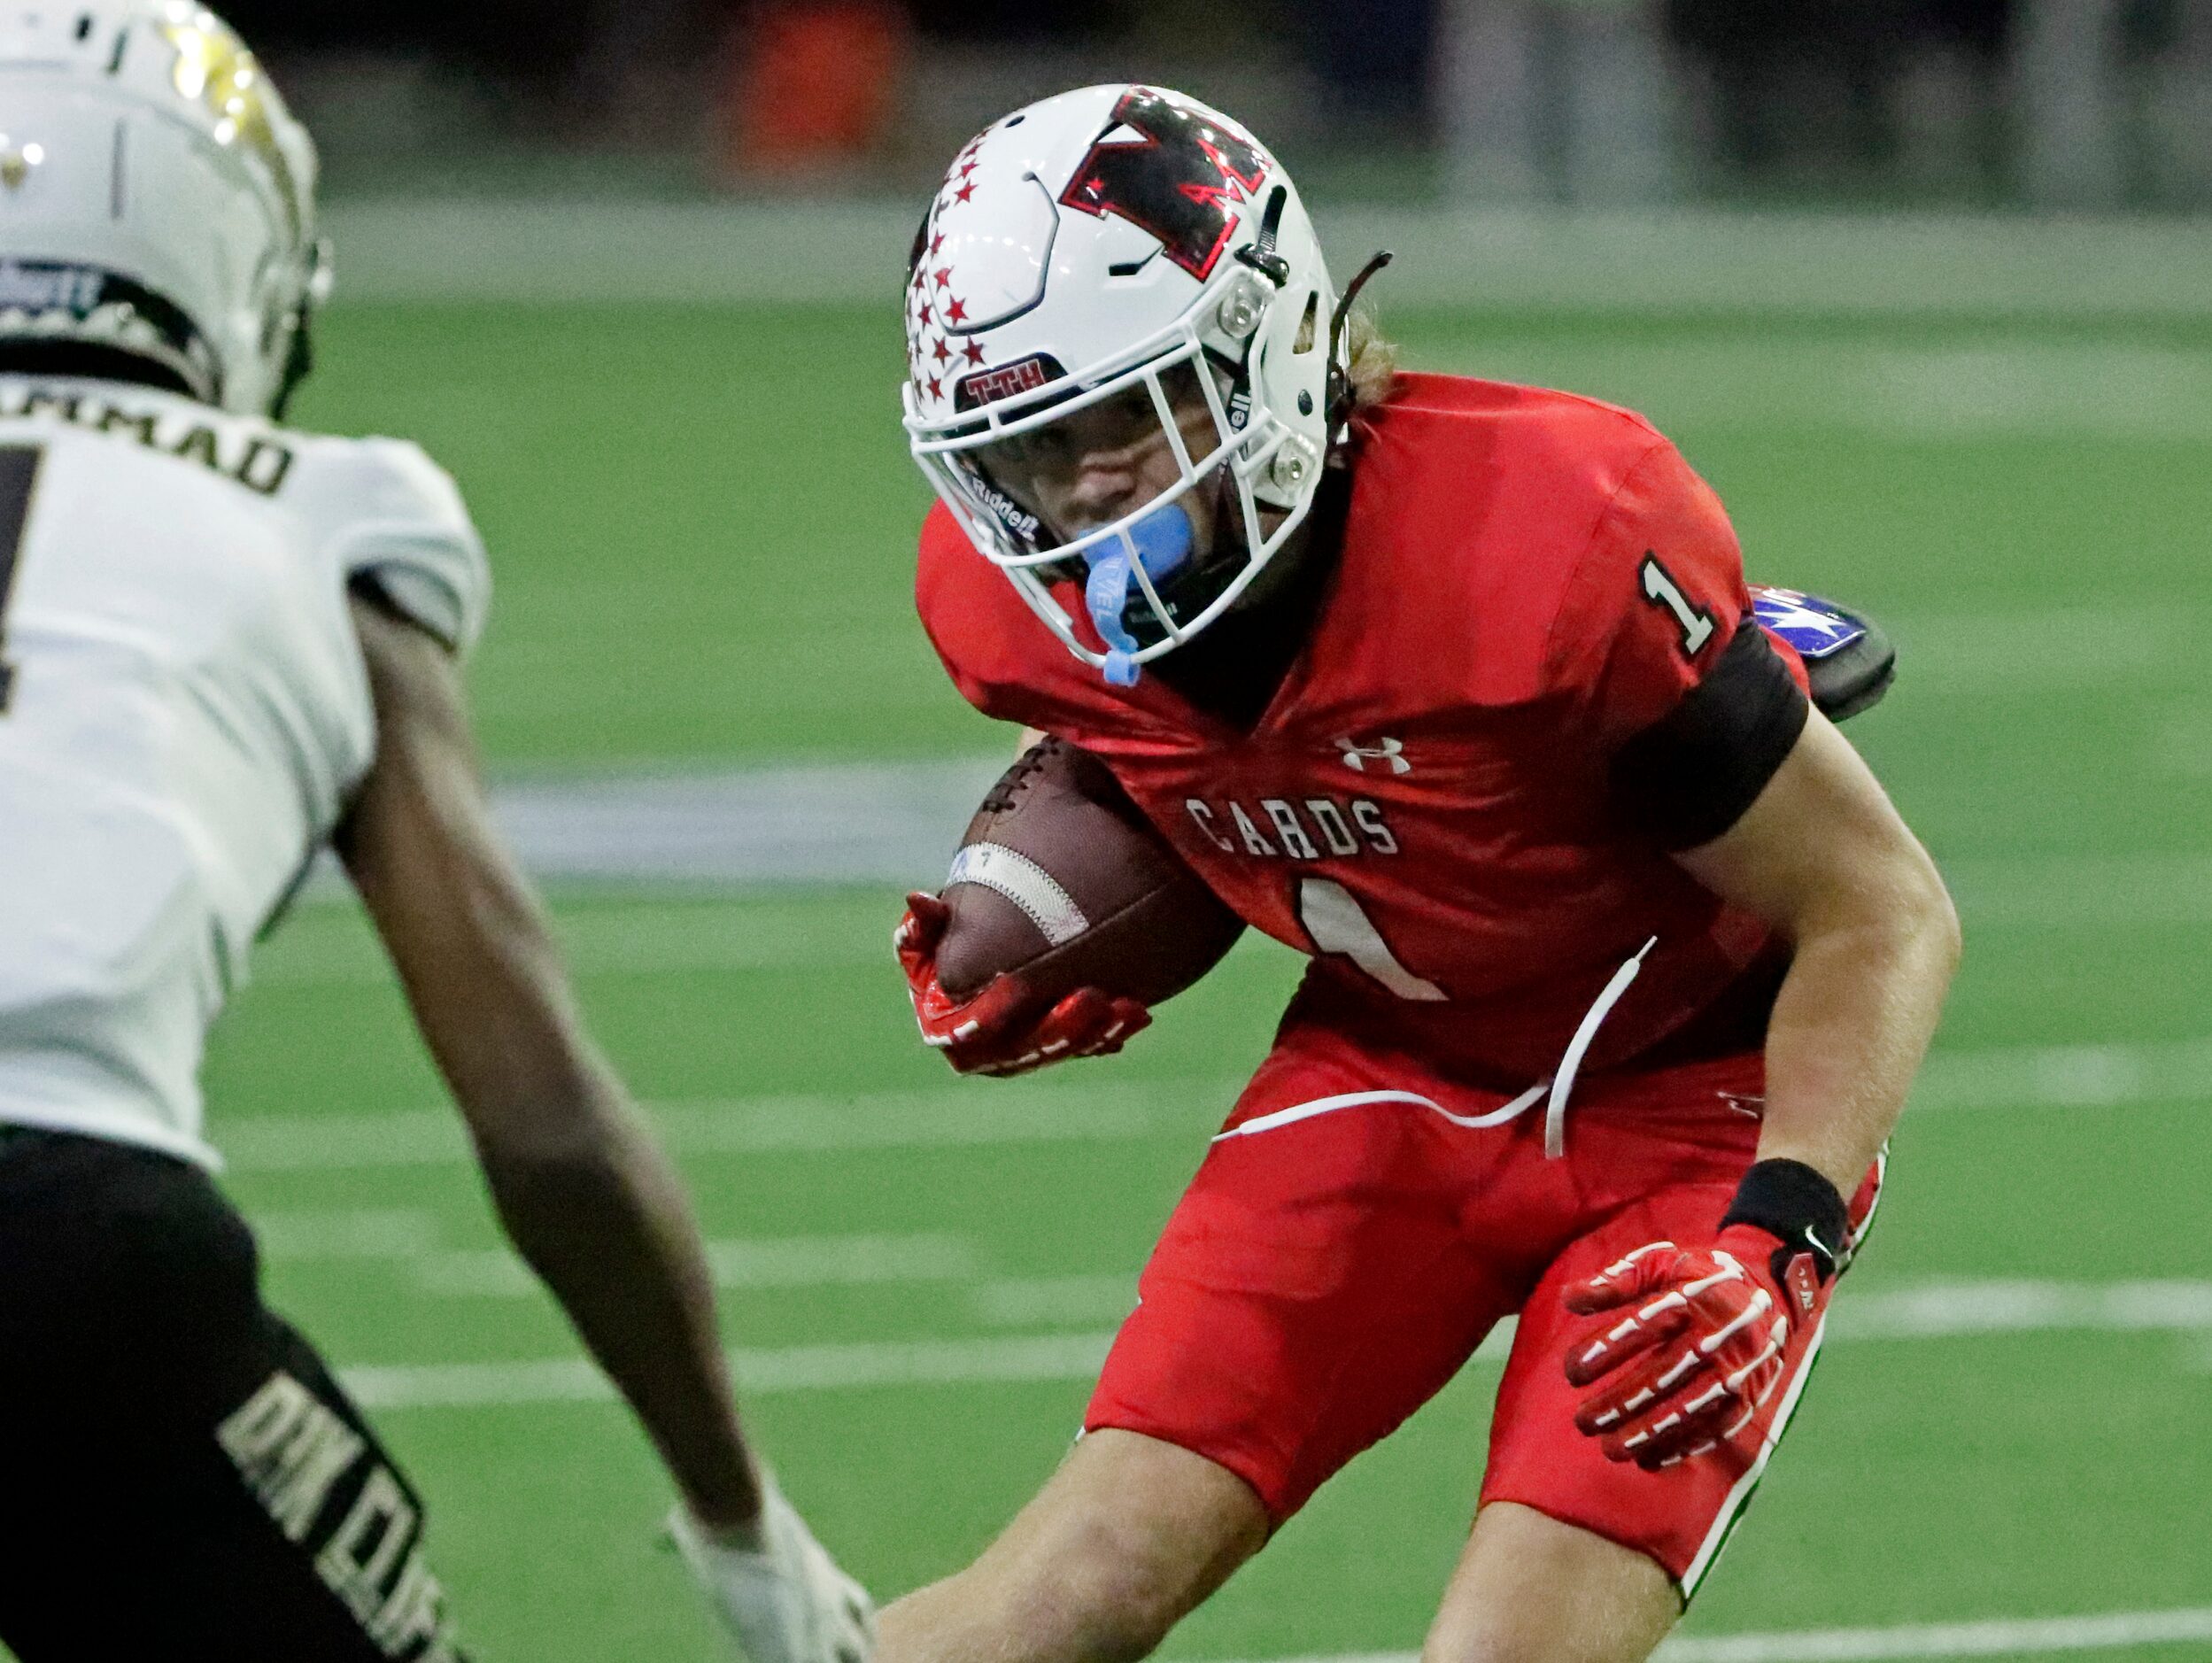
[955,352,1062,411]
[964,473,1040,541]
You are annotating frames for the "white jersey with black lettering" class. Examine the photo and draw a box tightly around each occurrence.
[0,377,489,1167]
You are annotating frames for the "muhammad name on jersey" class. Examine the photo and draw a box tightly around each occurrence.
[1185,793,1400,861]
[0,382,295,495]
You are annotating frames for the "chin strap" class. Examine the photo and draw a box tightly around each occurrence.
[1326,248,1396,439]
[1083,503,1195,687]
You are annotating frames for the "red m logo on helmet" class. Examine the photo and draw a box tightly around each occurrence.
[1059,89,1269,281]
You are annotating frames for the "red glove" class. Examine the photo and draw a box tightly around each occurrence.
[893,893,1149,1078]
[1563,1224,1823,1471]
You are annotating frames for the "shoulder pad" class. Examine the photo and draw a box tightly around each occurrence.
[292,437,491,654]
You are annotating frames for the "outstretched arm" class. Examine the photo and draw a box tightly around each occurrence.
[333,591,762,1531]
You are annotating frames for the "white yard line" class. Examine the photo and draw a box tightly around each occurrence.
[323,198,2212,319]
[412,1233,982,1296]
[1198,1605,2212,1663]
[251,1207,443,1261]
[255,899,905,986]
[220,1078,1225,1172]
[970,1274,1141,1328]
[1908,1037,2212,1113]
[219,1033,2212,1177]
[254,753,2212,900]
[341,1278,2212,1410]
[343,1332,1118,1409]
[1842,1280,2212,1340]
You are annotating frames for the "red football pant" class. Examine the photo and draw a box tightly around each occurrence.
[1085,1023,1883,1598]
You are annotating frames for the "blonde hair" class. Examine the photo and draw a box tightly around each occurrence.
[1340,305,1400,411]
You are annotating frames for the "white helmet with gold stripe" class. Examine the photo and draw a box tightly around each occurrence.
[0,1,328,415]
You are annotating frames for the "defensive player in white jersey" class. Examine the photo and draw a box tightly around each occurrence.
[0,6,872,1659]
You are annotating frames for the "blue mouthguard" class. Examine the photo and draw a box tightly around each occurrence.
[1082,503,1194,687]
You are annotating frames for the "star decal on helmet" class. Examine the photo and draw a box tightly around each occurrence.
[963,340,987,366]
[944,297,968,326]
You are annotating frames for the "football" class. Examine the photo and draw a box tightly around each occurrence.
[932,737,1246,1007]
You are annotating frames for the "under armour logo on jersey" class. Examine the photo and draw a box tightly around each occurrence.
[1334,736,1409,775]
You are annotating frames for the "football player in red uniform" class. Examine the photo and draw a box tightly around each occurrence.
[889,85,1960,1662]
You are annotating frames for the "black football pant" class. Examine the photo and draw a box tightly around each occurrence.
[0,1125,470,1661]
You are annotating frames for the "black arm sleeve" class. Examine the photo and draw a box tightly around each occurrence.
[1608,618,1809,850]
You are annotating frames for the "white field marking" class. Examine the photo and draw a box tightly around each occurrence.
[1838,1280,2212,1341]
[218,1078,1231,1173]
[1450,338,2212,444]
[1941,853,2212,928]
[1199,1605,2212,1663]
[249,1208,441,1262]
[218,1032,2212,1178]
[325,197,2212,317]
[1908,1036,2212,1112]
[254,893,907,986]
[1889,605,2200,696]
[262,751,2208,901]
[970,1274,1141,1328]
[339,1278,2212,1412]
[342,1332,1118,1410]
[409,1233,980,1297]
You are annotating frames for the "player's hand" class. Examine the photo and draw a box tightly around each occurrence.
[668,1481,875,1663]
[1562,1224,1821,1471]
[894,892,1149,1076]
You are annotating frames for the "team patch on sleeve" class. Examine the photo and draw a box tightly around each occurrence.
[1752,587,1868,661]
[1750,584,1897,723]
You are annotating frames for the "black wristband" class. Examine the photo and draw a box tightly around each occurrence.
[1721,1158,1852,1284]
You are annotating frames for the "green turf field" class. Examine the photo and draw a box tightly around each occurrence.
[182,301,2212,1660]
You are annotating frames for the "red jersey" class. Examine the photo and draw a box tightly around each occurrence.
[917,372,1785,1090]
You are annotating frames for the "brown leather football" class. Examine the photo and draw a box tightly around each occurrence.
[932,737,1245,1007]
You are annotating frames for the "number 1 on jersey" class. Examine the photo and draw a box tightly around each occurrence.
[1640,553,1716,658]
[1297,877,1448,1002]
[0,445,43,714]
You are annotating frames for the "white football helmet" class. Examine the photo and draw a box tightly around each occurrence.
[0,0,328,415]
[902,84,1338,684]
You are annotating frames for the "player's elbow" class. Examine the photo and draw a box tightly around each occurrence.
[1922,863,1964,979]
[1884,835,1961,981]
[1814,834,1961,985]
